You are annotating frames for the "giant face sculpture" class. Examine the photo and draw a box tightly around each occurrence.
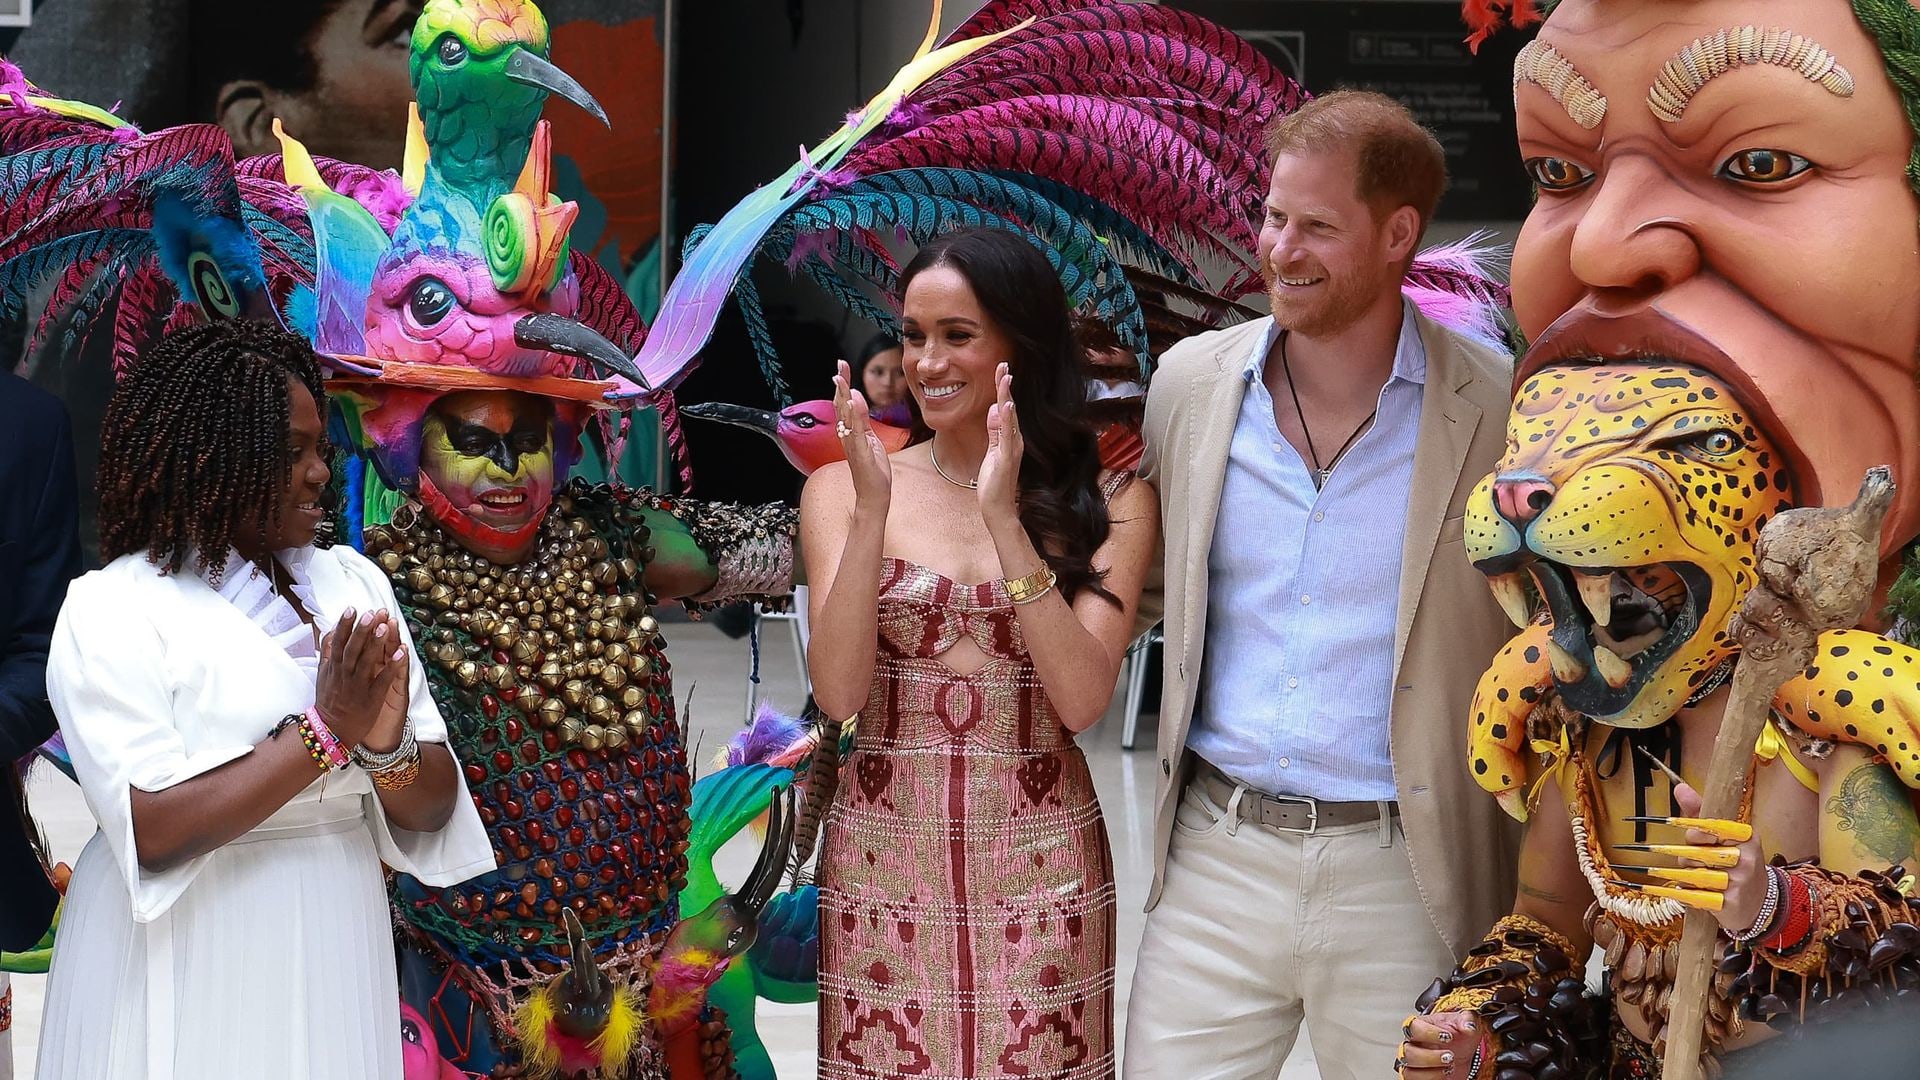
[1509,0,1920,576]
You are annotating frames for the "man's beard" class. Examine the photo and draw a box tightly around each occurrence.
[1265,249,1399,338]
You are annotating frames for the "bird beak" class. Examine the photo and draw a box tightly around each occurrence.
[730,786,796,918]
[681,402,780,437]
[562,908,605,998]
[514,313,650,389]
[504,48,611,128]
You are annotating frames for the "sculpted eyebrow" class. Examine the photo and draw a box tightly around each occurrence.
[1514,39,1608,130]
[1648,25,1854,123]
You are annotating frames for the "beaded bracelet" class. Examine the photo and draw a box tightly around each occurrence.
[1731,865,1785,944]
[1464,1038,1487,1080]
[301,708,351,771]
[352,723,422,791]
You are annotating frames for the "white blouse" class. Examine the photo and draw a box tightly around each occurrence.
[49,542,495,921]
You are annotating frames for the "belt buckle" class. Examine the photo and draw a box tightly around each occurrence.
[1261,793,1319,834]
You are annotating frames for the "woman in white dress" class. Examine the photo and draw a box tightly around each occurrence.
[35,321,495,1080]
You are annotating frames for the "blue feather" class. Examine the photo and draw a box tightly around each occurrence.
[150,191,266,317]
[730,261,792,406]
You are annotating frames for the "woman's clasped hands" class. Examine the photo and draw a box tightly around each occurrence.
[314,608,410,750]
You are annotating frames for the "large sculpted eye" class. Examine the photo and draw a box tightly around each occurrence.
[437,34,469,66]
[1718,149,1813,184]
[1523,156,1594,192]
[789,412,819,429]
[407,278,457,327]
[1670,428,1743,460]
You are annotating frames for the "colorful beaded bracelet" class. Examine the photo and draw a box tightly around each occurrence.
[301,708,351,771]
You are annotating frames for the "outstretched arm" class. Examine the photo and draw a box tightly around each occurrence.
[632,500,796,608]
[1399,784,1593,1080]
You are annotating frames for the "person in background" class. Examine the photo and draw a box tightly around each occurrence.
[0,370,83,1080]
[854,331,913,427]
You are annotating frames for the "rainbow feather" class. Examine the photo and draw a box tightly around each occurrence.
[640,0,1315,404]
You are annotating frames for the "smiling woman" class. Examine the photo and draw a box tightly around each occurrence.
[34,320,493,1080]
[802,227,1159,1080]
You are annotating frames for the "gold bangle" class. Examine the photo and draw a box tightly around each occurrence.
[1004,564,1057,605]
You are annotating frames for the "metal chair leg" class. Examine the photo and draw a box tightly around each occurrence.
[1122,639,1151,750]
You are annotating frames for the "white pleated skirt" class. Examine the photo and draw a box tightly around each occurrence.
[35,812,401,1080]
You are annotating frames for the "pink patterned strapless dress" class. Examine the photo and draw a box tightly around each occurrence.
[818,556,1117,1080]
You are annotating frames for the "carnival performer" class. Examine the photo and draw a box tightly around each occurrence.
[261,4,802,1074]
[0,0,804,1071]
[1124,90,1521,1080]
[804,226,1157,1080]
[1396,1,1920,1076]
[34,319,493,1080]
[0,369,81,1080]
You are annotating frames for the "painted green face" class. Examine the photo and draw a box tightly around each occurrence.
[418,389,556,564]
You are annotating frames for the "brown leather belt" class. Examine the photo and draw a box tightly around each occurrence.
[1192,757,1398,834]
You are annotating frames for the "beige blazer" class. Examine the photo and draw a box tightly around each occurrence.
[1137,308,1522,960]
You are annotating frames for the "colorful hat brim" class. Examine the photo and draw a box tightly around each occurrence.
[327,358,615,406]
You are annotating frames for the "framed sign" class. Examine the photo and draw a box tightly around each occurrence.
[0,0,29,28]
[1176,0,1531,221]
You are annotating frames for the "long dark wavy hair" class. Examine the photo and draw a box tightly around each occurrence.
[97,319,329,584]
[900,227,1116,605]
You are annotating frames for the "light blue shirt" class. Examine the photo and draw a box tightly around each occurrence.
[1188,305,1425,801]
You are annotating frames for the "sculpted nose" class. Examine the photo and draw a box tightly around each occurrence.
[1567,160,1703,301]
[1494,475,1556,526]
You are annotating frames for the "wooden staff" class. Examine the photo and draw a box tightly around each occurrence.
[1661,466,1895,1080]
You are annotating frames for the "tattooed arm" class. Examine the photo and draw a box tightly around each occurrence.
[1511,781,1597,954]
[1819,742,1920,875]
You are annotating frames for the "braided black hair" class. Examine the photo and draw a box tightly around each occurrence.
[97,319,328,585]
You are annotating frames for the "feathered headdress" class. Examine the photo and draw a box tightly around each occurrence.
[655,0,1511,418]
[1462,0,1545,52]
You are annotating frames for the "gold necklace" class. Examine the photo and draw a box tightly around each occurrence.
[930,443,978,489]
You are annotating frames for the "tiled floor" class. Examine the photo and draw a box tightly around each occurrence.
[9,619,1321,1079]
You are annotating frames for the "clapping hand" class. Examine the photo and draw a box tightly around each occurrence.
[314,609,408,747]
[833,359,892,510]
[977,362,1022,531]
[359,644,414,754]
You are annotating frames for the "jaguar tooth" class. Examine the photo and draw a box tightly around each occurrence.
[1577,570,1614,629]
[1489,572,1533,629]
[1594,644,1634,689]
[1547,640,1588,682]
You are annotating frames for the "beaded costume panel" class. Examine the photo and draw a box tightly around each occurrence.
[365,481,792,1076]
[818,557,1117,1080]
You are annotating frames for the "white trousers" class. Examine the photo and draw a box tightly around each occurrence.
[1122,781,1453,1080]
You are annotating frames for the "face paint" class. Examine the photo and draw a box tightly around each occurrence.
[418,389,557,564]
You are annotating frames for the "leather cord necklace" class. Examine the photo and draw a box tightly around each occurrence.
[1279,333,1375,488]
